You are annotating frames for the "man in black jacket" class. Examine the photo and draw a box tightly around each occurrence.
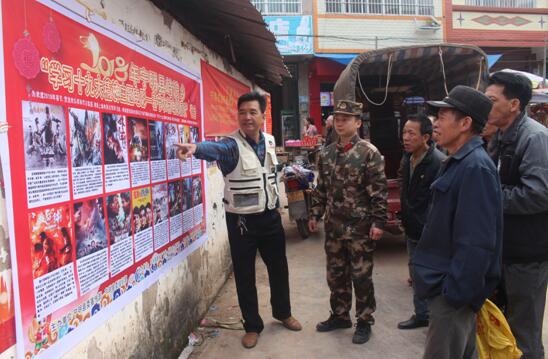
[397,113,446,330]
[486,71,548,359]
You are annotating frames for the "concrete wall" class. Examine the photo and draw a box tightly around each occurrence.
[0,0,260,357]
[315,0,444,52]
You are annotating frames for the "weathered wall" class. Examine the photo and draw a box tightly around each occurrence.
[0,0,258,357]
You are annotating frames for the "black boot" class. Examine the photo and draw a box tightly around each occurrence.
[316,313,352,332]
[397,315,429,330]
[352,320,371,344]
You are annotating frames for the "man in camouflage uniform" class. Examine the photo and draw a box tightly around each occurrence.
[309,99,388,344]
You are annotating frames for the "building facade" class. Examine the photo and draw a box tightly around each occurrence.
[445,0,547,73]
[253,0,445,141]
[253,0,546,143]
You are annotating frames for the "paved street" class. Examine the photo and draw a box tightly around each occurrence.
[190,207,548,359]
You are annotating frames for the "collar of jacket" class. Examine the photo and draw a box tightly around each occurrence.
[449,136,484,162]
[498,112,527,145]
[406,144,435,165]
[237,129,264,146]
[336,134,360,153]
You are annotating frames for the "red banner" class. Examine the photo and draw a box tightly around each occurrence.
[1,1,207,358]
[265,94,273,135]
[201,61,250,136]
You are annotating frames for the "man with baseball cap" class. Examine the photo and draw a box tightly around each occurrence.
[413,86,503,358]
[309,99,387,345]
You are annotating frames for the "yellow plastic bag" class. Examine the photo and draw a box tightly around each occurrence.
[476,299,522,359]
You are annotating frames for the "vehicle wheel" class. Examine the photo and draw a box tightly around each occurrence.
[296,218,310,239]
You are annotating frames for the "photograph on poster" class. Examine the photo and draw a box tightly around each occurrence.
[127,117,149,162]
[22,101,67,170]
[190,126,199,143]
[106,192,131,245]
[179,125,192,176]
[28,206,73,279]
[74,198,107,259]
[103,113,128,165]
[149,121,165,161]
[168,181,182,216]
[152,184,168,224]
[132,188,153,233]
[182,178,192,212]
[69,108,102,168]
[165,123,179,159]
[179,125,190,144]
[192,176,203,206]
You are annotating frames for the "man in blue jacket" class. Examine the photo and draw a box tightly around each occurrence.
[414,85,503,359]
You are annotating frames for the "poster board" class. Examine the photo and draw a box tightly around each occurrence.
[0,1,207,358]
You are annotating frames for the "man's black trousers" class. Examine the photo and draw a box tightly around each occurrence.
[226,210,291,333]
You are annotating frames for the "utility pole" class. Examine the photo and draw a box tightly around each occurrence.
[543,37,546,88]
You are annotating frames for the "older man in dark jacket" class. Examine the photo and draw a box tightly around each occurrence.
[397,113,446,330]
[414,86,503,359]
[486,71,548,359]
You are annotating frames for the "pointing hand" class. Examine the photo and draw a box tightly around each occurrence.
[174,143,197,161]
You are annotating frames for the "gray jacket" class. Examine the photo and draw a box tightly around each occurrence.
[489,113,548,263]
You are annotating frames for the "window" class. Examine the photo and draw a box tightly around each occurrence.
[325,0,434,15]
[464,0,535,7]
[369,0,383,14]
[385,0,401,15]
[348,0,367,13]
[251,0,302,14]
[401,0,416,14]
[326,0,342,12]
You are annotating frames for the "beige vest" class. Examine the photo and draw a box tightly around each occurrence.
[223,130,279,214]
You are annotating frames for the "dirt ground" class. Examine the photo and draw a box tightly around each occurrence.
[189,208,548,359]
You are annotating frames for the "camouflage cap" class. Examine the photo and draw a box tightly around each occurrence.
[334,100,363,116]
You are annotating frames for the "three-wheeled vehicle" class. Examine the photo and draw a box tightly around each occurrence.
[529,89,548,127]
[332,44,491,232]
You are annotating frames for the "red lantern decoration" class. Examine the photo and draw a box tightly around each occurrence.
[12,36,41,80]
[42,19,61,53]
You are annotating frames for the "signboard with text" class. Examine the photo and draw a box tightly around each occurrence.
[264,16,313,55]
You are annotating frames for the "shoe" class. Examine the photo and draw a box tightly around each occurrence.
[397,315,429,330]
[241,332,259,349]
[281,316,302,331]
[316,313,352,332]
[352,321,371,344]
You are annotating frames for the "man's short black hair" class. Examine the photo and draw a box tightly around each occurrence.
[238,91,266,113]
[488,71,532,112]
[406,112,433,137]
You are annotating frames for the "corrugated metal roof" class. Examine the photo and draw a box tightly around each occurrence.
[151,0,290,85]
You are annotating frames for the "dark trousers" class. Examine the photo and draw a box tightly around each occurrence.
[407,237,429,320]
[424,296,477,359]
[226,210,291,333]
[504,261,548,359]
